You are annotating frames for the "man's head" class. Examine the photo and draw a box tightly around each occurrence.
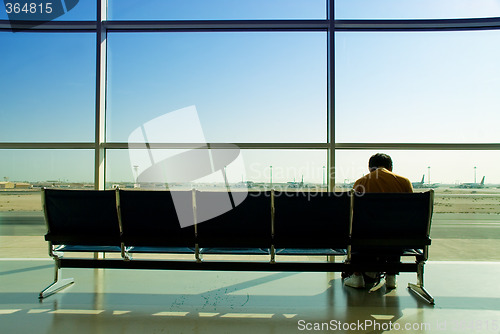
[368,153,393,172]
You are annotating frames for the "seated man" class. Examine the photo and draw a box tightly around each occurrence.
[344,153,413,289]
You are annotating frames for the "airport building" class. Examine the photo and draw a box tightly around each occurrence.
[0,182,15,189]
[1,1,500,333]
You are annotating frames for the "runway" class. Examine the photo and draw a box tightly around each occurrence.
[431,213,500,239]
[0,212,45,236]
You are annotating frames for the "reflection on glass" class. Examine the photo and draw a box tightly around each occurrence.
[109,0,325,20]
[107,32,327,143]
[335,30,500,143]
[0,33,95,142]
[106,149,327,190]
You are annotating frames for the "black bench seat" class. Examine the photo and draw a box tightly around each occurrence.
[273,191,350,257]
[117,189,196,258]
[39,188,435,304]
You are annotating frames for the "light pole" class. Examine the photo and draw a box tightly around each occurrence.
[133,165,139,188]
[474,166,477,183]
[270,165,273,189]
[427,166,431,185]
[322,166,325,187]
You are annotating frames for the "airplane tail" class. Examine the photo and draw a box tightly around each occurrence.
[421,174,425,183]
[480,176,485,185]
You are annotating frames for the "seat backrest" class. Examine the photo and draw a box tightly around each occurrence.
[195,191,271,248]
[351,191,433,248]
[117,189,195,247]
[43,188,120,246]
[273,191,351,249]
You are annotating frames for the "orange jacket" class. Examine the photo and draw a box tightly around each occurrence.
[353,168,413,193]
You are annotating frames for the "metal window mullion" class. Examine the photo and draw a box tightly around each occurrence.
[1,142,498,150]
[334,17,500,32]
[119,143,330,150]
[0,143,95,149]
[94,0,107,190]
[0,20,97,31]
[327,0,335,191]
[3,17,500,33]
[334,143,500,150]
[103,19,328,32]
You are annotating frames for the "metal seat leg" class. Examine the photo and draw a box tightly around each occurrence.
[407,262,434,304]
[39,263,74,299]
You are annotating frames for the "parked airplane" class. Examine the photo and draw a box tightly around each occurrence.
[287,176,304,188]
[336,179,355,189]
[458,176,486,189]
[412,175,425,188]
[412,175,440,188]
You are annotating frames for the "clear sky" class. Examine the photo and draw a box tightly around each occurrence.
[335,0,500,19]
[1,1,500,185]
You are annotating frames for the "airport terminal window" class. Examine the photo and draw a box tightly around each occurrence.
[336,150,500,213]
[336,149,500,260]
[237,150,327,187]
[335,0,500,19]
[106,149,327,190]
[0,32,96,142]
[108,0,326,20]
[0,149,93,258]
[0,149,94,212]
[1,1,500,260]
[106,32,327,143]
[106,149,188,188]
[335,30,500,144]
[0,150,94,188]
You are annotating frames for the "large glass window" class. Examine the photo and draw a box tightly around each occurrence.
[107,149,327,189]
[108,0,326,20]
[335,150,500,188]
[0,149,92,257]
[0,150,94,188]
[335,0,500,19]
[107,32,327,143]
[336,149,500,259]
[0,32,96,142]
[2,1,500,261]
[335,30,500,143]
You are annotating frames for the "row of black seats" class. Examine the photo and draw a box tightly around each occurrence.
[40,188,435,303]
[42,188,434,260]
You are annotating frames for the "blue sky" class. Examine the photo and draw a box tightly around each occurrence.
[107,0,325,20]
[335,30,500,143]
[335,0,500,19]
[1,1,500,184]
[0,32,95,142]
[106,31,326,143]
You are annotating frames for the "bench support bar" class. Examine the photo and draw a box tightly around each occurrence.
[40,258,433,304]
[56,258,419,272]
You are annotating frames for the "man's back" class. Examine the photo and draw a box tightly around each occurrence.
[344,154,413,289]
[353,168,413,193]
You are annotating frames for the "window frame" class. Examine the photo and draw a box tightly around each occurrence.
[1,1,500,189]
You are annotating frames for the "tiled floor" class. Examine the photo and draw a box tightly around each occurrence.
[1,258,500,334]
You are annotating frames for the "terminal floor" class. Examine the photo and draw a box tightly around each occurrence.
[1,256,500,333]
[2,211,500,333]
